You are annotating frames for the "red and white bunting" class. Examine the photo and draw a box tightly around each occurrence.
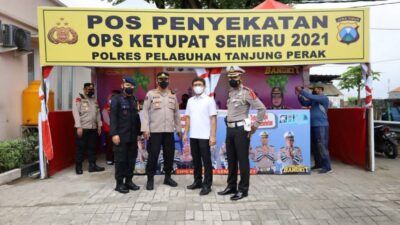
[38,66,54,161]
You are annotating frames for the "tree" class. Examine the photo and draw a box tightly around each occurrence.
[105,0,303,9]
[338,65,380,106]
[102,0,126,6]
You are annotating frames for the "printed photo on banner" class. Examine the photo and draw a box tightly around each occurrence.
[134,110,310,175]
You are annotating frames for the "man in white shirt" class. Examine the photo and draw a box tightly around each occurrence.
[183,77,217,195]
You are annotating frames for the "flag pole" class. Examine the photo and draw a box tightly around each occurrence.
[38,67,48,179]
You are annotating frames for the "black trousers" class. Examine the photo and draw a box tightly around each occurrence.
[190,138,213,188]
[75,129,97,164]
[114,141,138,181]
[226,127,250,193]
[146,133,175,176]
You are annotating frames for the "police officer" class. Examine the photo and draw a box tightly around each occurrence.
[141,72,182,190]
[253,131,276,174]
[72,83,105,175]
[218,66,266,200]
[279,131,303,170]
[110,77,141,194]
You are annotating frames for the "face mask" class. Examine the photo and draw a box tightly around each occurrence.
[193,86,204,95]
[87,90,94,97]
[229,79,240,88]
[159,81,169,89]
[312,90,317,95]
[123,87,134,95]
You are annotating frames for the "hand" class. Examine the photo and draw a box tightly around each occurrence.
[143,132,150,140]
[247,126,257,138]
[97,127,102,136]
[77,128,83,137]
[209,136,216,146]
[112,135,120,145]
[177,132,182,140]
[295,86,303,96]
[183,133,188,143]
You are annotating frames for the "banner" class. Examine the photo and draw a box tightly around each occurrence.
[38,8,369,67]
[134,110,310,175]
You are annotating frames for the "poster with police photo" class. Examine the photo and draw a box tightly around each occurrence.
[134,110,310,175]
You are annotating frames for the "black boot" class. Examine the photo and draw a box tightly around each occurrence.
[146,176,154,190]
[75,163,83,175]
[88,163,105,172]
[163,174,178,187]
[125,176,140,191]
[115,179,129,194]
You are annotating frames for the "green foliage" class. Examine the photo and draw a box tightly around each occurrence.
[0,134,39,173]
[338,65,380,106]
[132,70,151,92]
[143,0,301,9]
[266,75,289,92]
[346,97,359,106]
[102,0,126,6]
[338,65,380,92]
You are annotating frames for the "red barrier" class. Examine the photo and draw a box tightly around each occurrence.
[48,111,75,176]
[328,108,367,169]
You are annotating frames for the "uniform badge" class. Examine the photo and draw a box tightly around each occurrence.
[336,16,361,45]
[248,89,257,100]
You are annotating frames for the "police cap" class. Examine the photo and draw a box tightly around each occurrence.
[123,77,136,86]
[284,131,295,138]
[157,72,170,79]
[226,66,245,78]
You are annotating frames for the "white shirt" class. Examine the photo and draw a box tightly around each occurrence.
[185,93,217,139]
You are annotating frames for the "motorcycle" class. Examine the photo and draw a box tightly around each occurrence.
[374,125,398,159]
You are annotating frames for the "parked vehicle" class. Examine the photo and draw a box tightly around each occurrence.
[374,125,398,159]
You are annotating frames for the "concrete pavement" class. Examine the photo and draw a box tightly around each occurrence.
[1,157,400,225]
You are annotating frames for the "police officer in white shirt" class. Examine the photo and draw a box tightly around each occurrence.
[183,77,217,196]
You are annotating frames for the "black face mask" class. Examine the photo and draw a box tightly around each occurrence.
[87,90,95,97]
[159,81,169,89]
[229,79,240,88]
[123,87,134,95]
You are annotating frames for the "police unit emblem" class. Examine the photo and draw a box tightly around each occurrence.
[47,18,78,45]
[336,16,361,45]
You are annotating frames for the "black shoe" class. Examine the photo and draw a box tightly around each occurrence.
[318,169,333,174]
[88,163,105,172]
[199,187,211,196]
[146,176,154,191]
[230,191,248,201]
[311,165,321,170]
[125,178,140,191]
[75,163,83,175]
[217,187,237,195]
[115,180,129,194]
[164,175,178,187]
[187,181,203,190]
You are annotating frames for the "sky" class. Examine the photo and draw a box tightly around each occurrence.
[60,0,400,99]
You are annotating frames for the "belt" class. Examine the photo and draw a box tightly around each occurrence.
[227,121,245,128]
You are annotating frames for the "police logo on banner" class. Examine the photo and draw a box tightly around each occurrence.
[47,18,78,45]
[336,16,361,45]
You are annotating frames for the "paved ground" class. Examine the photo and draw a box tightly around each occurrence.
[1,157,400,225]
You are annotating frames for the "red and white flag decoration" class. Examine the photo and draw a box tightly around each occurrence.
[361,63,372,108]
[38,66,54,161]
[194,68,222,97]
